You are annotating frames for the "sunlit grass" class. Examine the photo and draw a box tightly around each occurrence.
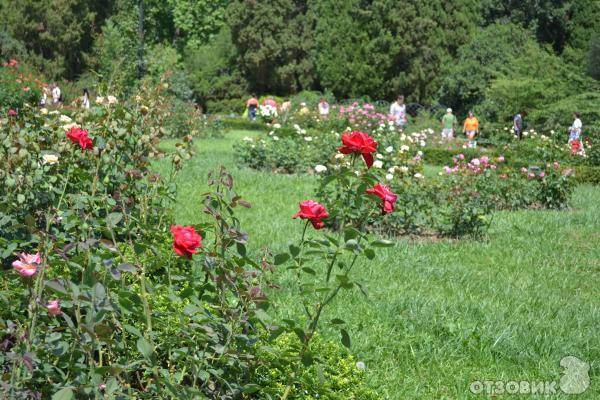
[155,131,599,399]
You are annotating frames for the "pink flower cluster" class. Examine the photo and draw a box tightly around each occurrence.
[339,102,389,132]
[443,154,500,175]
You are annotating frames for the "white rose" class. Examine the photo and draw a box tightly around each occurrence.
[96,96,104,104]
[273,136,279,141]
[400,145,410,152]
[242,136,253,142]
[334,154,344,160]
[40,108,48,115]
[273,123,281,129]
[59,115,72,123]
[385,146,393,153]
[42,154,59,165]
[399,166,409,173]
[314,165,327,173]
[388,167,396,173]
[304,136,313,141]
[385,173,394,181]
[376,153,384,159]
[414,173,424,179]
[373,160,384,169]
[107,95,118,104]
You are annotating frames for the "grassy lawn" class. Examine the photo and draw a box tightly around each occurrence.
[156,131,599,399]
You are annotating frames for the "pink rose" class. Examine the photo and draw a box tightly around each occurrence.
[46,300,61,316]
[12,252,40,277]
[366,183,398,214]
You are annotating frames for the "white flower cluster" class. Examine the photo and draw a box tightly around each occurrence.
[258,104,278,119]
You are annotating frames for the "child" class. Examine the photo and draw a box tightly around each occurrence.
[569,112,583,154]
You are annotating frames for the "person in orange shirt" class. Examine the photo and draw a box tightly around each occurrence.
[462,111,480,148]
[246,95,259,121]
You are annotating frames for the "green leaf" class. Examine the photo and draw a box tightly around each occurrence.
[289,244,300,257]
[274,253,290,265]
[136,337,154,360]
[371,239,395,247]
[117,263,137,273]
[301,350,314,366]
[344,239,360,250]
[364,248,375,260]
[52,388,74,400]
[301,267,316,275]
[330,318,346,326]
[343,227,360,242]
[236,242,246,257]
[106,212,122,228]
[340,329,351,348]
[45,280,68,295]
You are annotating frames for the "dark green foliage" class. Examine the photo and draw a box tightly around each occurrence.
[587,34,600,80]
[226,0,314,94]
[479,0,574,53]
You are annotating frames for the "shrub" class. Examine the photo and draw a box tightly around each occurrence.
[254,333,376,399]
[0,61,41,112]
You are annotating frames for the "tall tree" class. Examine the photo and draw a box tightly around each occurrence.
[0,0,115,79]
[226,0,313,94]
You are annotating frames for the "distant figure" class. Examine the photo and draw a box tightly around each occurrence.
[39,86,48,106]
[463,111,480,148]
[299,102,310,115]
[390,95,407,130]
[246,95,259,121]
[82,88,90,109]
[441,108,456,140]
[318,98,330,119]
[263,96,277,108]
[281,98,291,113]
[51,83,61,104]
[513,111,524,140]
[569,112,583,154]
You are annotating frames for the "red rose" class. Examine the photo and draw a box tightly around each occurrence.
[66,127,93,150]
[171,225,202,259]
[7,109,17,117]
[366,183,397,214]
[337,131,378,168]
[293,200,329,229]
[8,59,18,67]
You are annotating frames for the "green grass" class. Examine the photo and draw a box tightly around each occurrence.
[156,131,599,399]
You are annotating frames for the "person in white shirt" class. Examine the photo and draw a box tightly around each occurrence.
[82,88,90,109]
[51,83,61,104]
[390,95,407,129]
[318,98,330,119]
[39,87,48,106]
[569,112,583,154]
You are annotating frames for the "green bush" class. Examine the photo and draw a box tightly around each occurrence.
[574,166,600,184]
[0,62,41,112]
[254,333,376,399]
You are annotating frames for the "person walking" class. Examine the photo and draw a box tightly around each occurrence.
[318,98,330,119]
[441,108,457,140]
[246,95,259,121]
[39,86,48,106]
[82,88,91,109]
[390,95,407,130]
[51,83,61,104]
[514,111,524,140]
[463,111,480,148]
[569,112,583,154]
